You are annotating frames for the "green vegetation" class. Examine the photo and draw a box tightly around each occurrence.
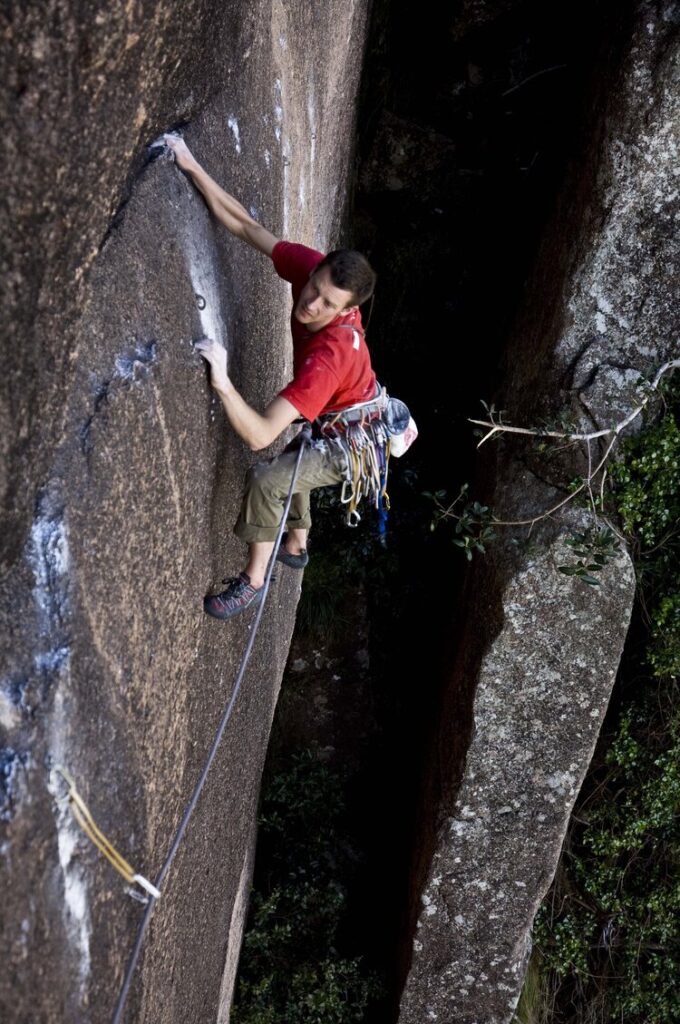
[295,484,398,640]
[231,752,381,1024]
[514,378,680,1024]
[610,398,680,678]
[430,362,679,587]
[424,483,496,560]
[556,527,621,587]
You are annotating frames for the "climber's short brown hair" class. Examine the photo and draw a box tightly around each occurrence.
[315,249,377,307]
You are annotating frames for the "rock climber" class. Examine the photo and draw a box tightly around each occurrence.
[163,134,378,621]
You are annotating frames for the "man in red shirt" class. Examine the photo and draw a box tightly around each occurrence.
[164,135,377,620]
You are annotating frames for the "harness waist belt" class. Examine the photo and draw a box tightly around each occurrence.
[315,385,385,432]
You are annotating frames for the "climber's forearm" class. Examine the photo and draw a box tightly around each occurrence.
[164,135,279,255]
[181,161,278,256]
[213,377,265,449]
[183,161,249,232]
[213,380,299,451]
[193,310,298,451]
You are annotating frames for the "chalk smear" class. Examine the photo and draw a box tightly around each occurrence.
[227,116,242,155]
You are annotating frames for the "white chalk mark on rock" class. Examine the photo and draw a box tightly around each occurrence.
[184,235,228,351]
[48,688,92,1002]
[150,382,184,530]
[227,116,241,155]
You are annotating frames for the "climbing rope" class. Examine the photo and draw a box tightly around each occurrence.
[108,427,310,1024]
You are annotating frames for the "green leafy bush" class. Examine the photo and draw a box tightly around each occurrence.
[531,687,680,1023]
[611,410,680,549]
[649,590,680,679]
[611,381,680,678]
[557,527,621,586]
[235,959,376,1024]
[231,752,381,1024]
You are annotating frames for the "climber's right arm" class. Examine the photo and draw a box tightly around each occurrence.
[164,135,279,257]
[194,337,299,450]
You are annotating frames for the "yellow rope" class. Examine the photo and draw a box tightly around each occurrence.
[51,766,160,899]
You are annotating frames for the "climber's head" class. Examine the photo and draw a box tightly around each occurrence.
[316,250,377,306]
[294,249,376,331]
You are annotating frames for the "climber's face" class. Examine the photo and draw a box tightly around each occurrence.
[294,267,355,332]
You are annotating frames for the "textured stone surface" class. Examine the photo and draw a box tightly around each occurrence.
[0,2,368,1022]
[399,3,678,1022]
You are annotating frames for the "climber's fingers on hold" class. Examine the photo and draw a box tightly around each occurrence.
[163,133,193,167]
[194,337,216,355]
[194,337,227,370]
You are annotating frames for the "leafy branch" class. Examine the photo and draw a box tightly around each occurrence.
[428,359,679,584]
[557,527,622,587]
[424,484,496,560]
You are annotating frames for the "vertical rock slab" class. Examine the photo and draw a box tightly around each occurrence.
[0,2,369,1022]
[399,3,678,1022]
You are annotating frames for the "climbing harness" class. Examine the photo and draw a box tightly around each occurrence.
[46,430,309,1024]
[314,324,415,536]
[317,394,391,531]
[50,766,160,900]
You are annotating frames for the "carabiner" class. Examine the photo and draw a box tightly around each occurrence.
[340,479,355,504]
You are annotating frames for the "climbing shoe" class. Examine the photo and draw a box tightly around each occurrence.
[275,535,309,570]
[203,573,263,620]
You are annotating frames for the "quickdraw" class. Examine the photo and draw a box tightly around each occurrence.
[315,388,392,530]
[50,766,160,901]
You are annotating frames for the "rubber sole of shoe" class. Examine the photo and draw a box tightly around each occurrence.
[275,546,309,569]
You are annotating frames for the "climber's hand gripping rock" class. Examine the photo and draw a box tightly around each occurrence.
[195,337,228,392]
[163,133,196,172]
[193,335,299,452]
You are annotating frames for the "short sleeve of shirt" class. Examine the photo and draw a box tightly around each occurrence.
[279,351,340,422]
[271,241,324,287]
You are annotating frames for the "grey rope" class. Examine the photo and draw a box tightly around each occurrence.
[111,428,310,1024]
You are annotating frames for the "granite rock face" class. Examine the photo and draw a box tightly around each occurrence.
[398,3,678,1022]
[0,2,368,1022]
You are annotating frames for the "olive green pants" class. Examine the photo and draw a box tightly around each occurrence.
[234,438,347,544]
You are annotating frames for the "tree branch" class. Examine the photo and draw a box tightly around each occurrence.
[466,359,679,531]
[470,359,680,449]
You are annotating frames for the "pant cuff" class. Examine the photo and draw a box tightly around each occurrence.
[234,517,312,544]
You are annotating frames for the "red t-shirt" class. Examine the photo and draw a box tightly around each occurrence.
[271,241,377,421]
